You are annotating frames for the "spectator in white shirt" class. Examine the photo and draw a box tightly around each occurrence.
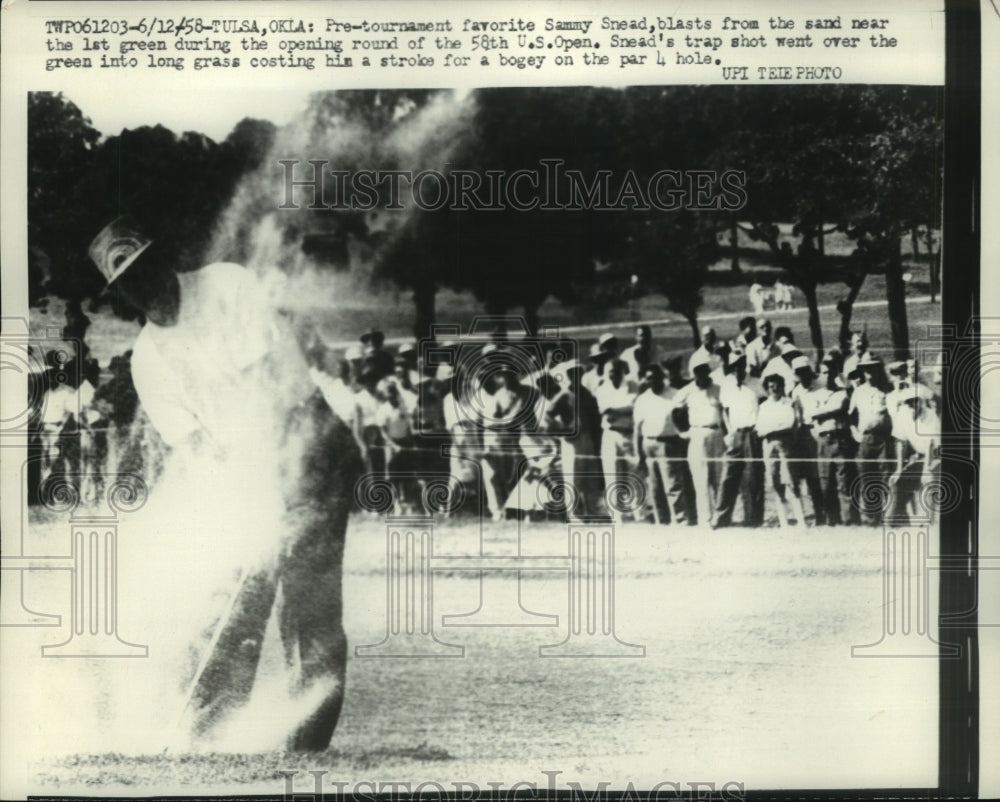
[596,358,639,522]
[582,342,613,396]
[711,351,764,528]
[547,360,603,521]
[887,386,939,524]
[755,373,808,528]
[790,357,826,525]
[848,353,891,524]
[634,364,688,525]
[745,318,776,377]
[801,358,859,525]
[688,325,724,378]
[841,331,873,385]
[749,283,766,316]
[376,380,420,511]
[622,325,662,381]
[672,353,724,526]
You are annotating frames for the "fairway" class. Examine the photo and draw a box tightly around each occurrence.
[17,514,939,794]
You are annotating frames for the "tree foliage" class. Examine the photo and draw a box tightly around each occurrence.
[29,87,943,356]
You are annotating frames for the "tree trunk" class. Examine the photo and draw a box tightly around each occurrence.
[412,281,436,342]
[884,231,911,360]
[817,228,825,258]
[927,235,941,302]
[729,219,741,274]
[683,309,701,348]
[837,270,868,350]
[910,227,921,260]
[801,281,824,365]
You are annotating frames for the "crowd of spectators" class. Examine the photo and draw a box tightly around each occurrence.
[30,303,942,528]
[305,318,941,527]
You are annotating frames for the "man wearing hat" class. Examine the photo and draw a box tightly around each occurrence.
[360,327,394,383]
[788,356,827,525]
[688,325,724,378]
[755,373,809,528]
[547,359,603,520]
[887,383,939,524]
[88,217,363,751]
[582,340,614,396]
[762,328,800,388]
[634,364,688,526]
[621,325,663,382]
[396,341,424,389]
[672,351,725,526]
[598,331,620,357]
[884,360,932,434]
[848,352,891,525]
[745,318,776,378]
[711,350,764,528]
[800,357,859,525]
[595,357,639,522]
[841,330,874,384]
[732,316,757,355]
[478,358,537,521]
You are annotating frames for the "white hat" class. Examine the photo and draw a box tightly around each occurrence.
[597,333,619,351]
[690,351,711,371]
[901,383,934,404]
[791,355,812,373]
[88,217,153,285]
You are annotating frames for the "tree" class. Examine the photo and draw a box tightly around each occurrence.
[374,87,627,338]
[841,87,943,358]
[630,211,720,347]
[714,85,942,360]
[28,92,101,302]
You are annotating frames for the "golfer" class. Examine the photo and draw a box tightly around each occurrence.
[89,217,363,751]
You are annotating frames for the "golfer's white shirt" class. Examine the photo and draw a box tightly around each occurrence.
[130,262,309,451]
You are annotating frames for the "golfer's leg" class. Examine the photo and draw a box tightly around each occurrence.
[279,512,347,751]
[280,402,361,751]
[189,569,277,737]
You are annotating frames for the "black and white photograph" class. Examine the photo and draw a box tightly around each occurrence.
[0,0,992,798]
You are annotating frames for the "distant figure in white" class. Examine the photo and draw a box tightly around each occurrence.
[749,282,767,316]
[773,279,794,310]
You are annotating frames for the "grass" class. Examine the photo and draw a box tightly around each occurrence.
[17,517,938,794]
